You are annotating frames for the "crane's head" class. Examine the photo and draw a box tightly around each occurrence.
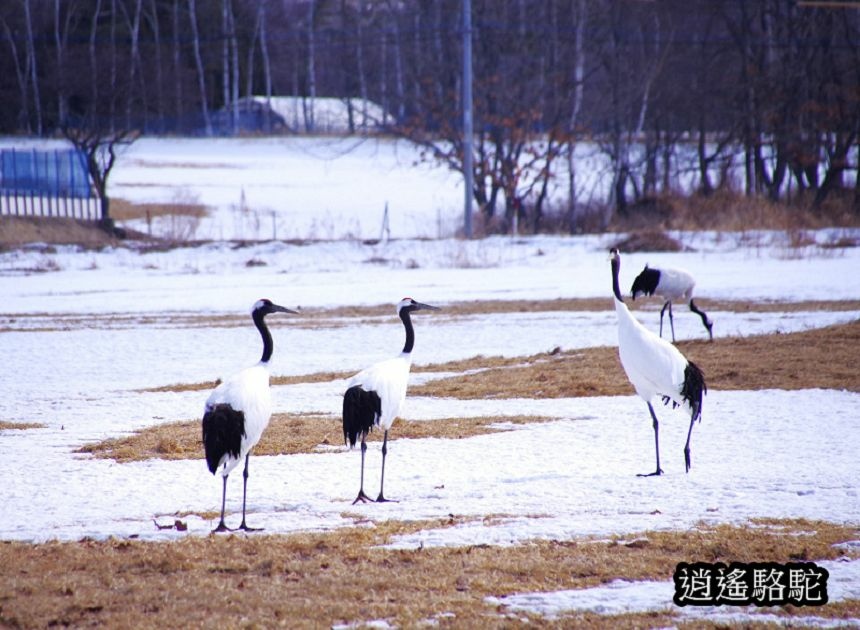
[252,299,298,317]
[609,248,621,263]
[397,297,440,315]
[630,264,659,300]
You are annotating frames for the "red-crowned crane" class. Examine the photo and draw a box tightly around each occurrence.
[610,249,707,475]
[630,263,714,341]
[342,297,440,504]
[202,298,297,532]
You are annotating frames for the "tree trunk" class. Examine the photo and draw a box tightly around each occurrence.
[146,0,165,130]
[258,1,273,132]
[566,0,586,232]
[246,3,262,99]
[22,0,42,135]
[188,0,212,135]
[222,0,231,131]
[390,10,405,122]
[89,0,103,125]
[172,0,183,127]
[126,0,144,130]
[355,2,368,130]
[229,0,239,130]
[109,0,118,132]
[53,0,68,126]
[306,0,316,131]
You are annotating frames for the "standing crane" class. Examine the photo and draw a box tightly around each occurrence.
[630,263,714,341]
[342,297,440,504]
[610,249,707,475]
[202,298,296,532]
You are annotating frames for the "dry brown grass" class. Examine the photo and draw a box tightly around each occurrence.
[77,415,553,463]
[0,216,125,248]
[0,420,45,430]
[411,319,860,399]
[109,198,208,222]
[610,191,860,233]
[0,518,855,628]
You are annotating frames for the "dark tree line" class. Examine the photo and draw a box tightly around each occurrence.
[2,0,859,231]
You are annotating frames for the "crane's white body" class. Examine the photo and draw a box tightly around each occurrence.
[615,297,689,411]
[648,266,695,301]
[205,362,272,477]
[347,354,411,431]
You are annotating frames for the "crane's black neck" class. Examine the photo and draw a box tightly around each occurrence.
[400,308,415,355]
[611,256,624,303]
[253,310,275,363]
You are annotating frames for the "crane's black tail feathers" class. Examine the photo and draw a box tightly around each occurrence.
[342,385,381,448]
[681,360,707,422]
[202,403,246,474]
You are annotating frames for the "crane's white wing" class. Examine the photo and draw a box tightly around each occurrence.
[616,303,687,405]
[205,364,272,448]
[348,356,410,429]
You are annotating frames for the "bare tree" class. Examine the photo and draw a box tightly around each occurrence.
[61,125,139,233]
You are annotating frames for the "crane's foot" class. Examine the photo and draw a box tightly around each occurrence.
[352,489,374,504]
[376,493,398,503]
[212,520,233,533]
[637,468,664,477]
[238,522,263,532]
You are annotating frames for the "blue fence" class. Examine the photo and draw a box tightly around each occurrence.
[0,148,99,220]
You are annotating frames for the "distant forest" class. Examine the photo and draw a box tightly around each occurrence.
[2,0,859,228]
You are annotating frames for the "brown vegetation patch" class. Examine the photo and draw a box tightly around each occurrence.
[411,319,860,399]
[139,370,352,394]
[0,216,128,249]
[610,230,686,253]
[0,420,46,430]
[0,518,855,628]
[611,191,860,233]
[109,198,208,222]
[76,414,553,463]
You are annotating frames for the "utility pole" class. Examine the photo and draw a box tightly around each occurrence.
[462,0,474,238]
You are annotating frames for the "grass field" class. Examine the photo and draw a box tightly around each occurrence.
[2,300,859,628]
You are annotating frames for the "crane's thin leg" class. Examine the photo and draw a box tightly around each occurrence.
[659,301,669,338]
[638,403,664,477]
[376,430,397,503]
[684,414,696,473]
[689,299,713,341]
[353,433,373,504]
[668,301,676,342]
[212,474,232,532]
[238,454,262,531]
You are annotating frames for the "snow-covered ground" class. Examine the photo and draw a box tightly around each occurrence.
[1,137,859,624]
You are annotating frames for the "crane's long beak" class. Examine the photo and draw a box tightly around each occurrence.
[273,304,299,315]
[414,301,440,312]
